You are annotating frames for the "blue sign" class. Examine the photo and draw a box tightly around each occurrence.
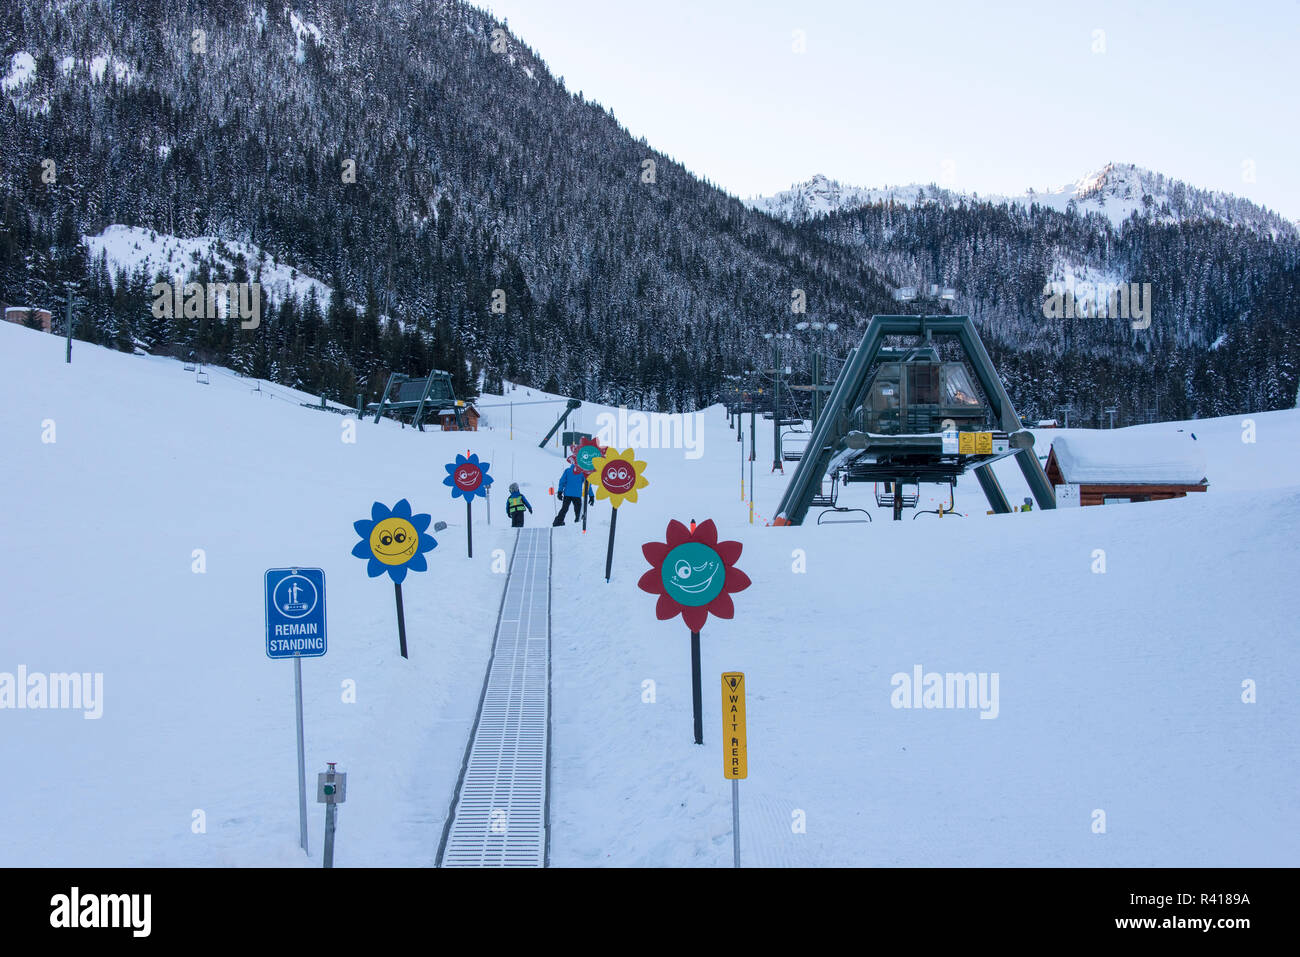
[265,568,327,659]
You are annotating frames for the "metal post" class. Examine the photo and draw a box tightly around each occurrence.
[294,655,308,855]
[739,432,744,501]
[811,350,821,427]
[323,803,337,868]
[604,507,618,582]
[749,444,755,525]
[771,340,783,471]
[749,401,756,464]
[394,583,408,658]
[690,630,703,745]
[732,778,740,867]
[465,499,473,558]
[64,285,73,363]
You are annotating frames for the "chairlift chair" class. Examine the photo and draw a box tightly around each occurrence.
[814,470,871,524]
[874,481,919,509]
[195,362,210,385]
[183,350,196,372]
[913,480,965,519]
[781,427,811,462]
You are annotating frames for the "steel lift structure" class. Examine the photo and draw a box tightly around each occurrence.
[772,315,1056,524]
[368,370,462,430]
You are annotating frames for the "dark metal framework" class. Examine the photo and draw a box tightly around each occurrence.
[538,398,582,449]
[772,315,1056,524]
[368,371,460,430]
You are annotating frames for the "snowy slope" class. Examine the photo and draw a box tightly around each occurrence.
[547,412,1300,866]
[0,321,569,866]
[83,225,334,312]
[2,320,1296,866]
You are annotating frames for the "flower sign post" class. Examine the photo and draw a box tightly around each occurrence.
[443,452,493,558]
[569,436,605,533]
[351,499,438,659]
[588,447,649,582]
[638,519,751,744]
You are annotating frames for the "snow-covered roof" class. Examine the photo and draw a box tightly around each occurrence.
[1050,432,1208,485]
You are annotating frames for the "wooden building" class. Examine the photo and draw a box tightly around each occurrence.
[3,304,53,333]
[438,403,480,431]
[1045,432,1208,507]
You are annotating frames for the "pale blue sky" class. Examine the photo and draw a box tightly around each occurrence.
[478,0,1300,220]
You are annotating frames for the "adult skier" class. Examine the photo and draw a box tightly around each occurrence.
[553,464,594,526]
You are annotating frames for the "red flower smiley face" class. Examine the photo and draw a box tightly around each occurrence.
[600,460,636,495]
[453,463,482,492]
[638,519,751,632]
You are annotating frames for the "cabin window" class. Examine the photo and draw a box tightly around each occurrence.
[906,364,940,404]
[941,364,982,406]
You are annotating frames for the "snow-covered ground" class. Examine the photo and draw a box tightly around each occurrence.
[1,320,1296,866]
[1,51,36,91]
[83,225,335,312]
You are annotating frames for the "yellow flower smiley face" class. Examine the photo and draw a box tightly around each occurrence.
[369,516,419,566]
[590,448,649,508]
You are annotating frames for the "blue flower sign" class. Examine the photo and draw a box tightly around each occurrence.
[351,499,438,584]
[444,452,492,558]
[443,452,493,500]
[351,498,437,659]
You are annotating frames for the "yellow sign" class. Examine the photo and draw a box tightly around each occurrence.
[721,672,747,779]
[959,432,993,455]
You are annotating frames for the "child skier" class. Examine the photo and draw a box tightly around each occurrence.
[506,483,533,527]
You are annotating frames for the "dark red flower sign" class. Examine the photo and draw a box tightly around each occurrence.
[569,436,605,475]
[638,520,751,632]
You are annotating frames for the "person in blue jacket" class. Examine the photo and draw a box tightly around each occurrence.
[553,465,594,526]
[506,483,533,528]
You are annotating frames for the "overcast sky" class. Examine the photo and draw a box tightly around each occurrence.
[477,0,1300,220]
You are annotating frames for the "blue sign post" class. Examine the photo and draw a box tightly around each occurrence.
[265,568,328,658]
[265,567,327,856]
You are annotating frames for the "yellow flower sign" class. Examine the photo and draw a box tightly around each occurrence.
[589,448,649,508]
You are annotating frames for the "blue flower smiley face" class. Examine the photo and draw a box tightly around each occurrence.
[443,453,493,500]
[351,499,437,583]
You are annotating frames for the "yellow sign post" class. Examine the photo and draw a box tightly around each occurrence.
[722,672,747,867]
[722,673,747,779]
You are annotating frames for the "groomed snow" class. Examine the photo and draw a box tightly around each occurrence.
[2,320,1296,867]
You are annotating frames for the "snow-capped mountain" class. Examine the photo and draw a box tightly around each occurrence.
[751,163,1298,238]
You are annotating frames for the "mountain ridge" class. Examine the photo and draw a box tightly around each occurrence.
[749,162,1298,239]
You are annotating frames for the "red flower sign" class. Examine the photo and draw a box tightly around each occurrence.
[638,519,751,632]
[569,436,605,475]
